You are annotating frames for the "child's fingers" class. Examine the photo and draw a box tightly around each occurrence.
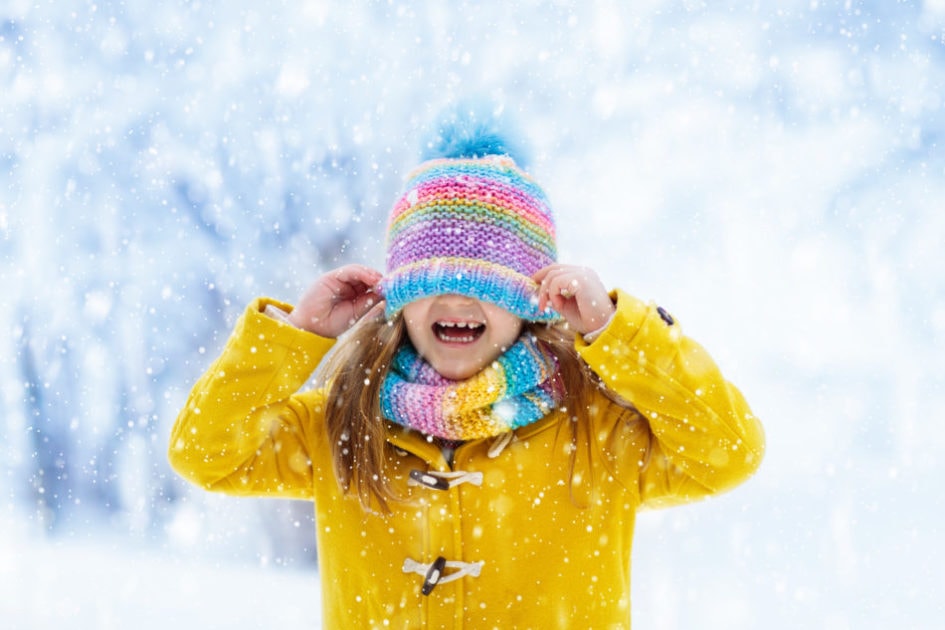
[534,264,614,333]
[351,291,385,320]
[362,300,387,322]
[332,264,384,294]
[293,265,384,336]
[332,264,383,287]
[533,265,579,315]
[536,267,579,305]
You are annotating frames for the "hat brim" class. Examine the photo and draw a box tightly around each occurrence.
[380,258,561,322]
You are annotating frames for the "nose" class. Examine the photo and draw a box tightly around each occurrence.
[436,293,477,306]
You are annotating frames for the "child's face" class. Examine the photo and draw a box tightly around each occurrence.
[402,294,524,380]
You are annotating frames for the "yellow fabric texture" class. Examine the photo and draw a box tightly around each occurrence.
[168,290,764,628]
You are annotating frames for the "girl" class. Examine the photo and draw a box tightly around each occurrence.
[169,122,765,628]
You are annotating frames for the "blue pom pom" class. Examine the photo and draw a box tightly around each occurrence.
[421,100,530,168]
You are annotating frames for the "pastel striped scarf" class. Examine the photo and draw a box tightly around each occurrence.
[380,335,563,441]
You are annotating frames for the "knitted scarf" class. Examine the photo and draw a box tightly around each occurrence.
[380,335,563,441]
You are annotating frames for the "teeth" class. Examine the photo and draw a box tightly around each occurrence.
[437,321,483,329]
[434,320,484,343]
[437,332,477,343]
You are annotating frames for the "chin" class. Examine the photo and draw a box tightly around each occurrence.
[439,368,474,381]
[435,361,481,381]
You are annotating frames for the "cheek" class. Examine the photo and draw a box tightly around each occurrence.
[498,320,524,347]
[404,321,427,349]
[401,301,433,345]
[484,326,523,359]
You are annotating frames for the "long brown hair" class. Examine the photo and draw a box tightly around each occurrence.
[318,314,609,512]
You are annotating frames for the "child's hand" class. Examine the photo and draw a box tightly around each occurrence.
[288,264,385,338]
[533,264,615,336]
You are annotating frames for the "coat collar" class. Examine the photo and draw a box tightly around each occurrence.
[384,410,566,469]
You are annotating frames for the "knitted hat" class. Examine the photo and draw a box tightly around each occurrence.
[379,150,559,321]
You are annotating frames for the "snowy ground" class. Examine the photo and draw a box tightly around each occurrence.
[4,480,939,629]
[1,528,321,629]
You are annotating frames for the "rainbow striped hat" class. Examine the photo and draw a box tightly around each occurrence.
[380,154,559,321]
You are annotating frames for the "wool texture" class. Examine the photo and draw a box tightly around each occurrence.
[379,155,559,321]
[379,334,563,441]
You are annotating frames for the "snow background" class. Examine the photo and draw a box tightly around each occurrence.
[2,0,943,627]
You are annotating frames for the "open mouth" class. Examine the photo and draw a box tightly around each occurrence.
[433,320,485,344]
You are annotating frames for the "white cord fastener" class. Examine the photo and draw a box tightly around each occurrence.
[408,469,484,490]
[487,430,515,458]
[402,557,484,595]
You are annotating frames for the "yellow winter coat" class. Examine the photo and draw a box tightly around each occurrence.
[168,289,764,629]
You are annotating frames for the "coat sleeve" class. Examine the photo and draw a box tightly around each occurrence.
[576,289,765,508]
[167,298,335,500]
